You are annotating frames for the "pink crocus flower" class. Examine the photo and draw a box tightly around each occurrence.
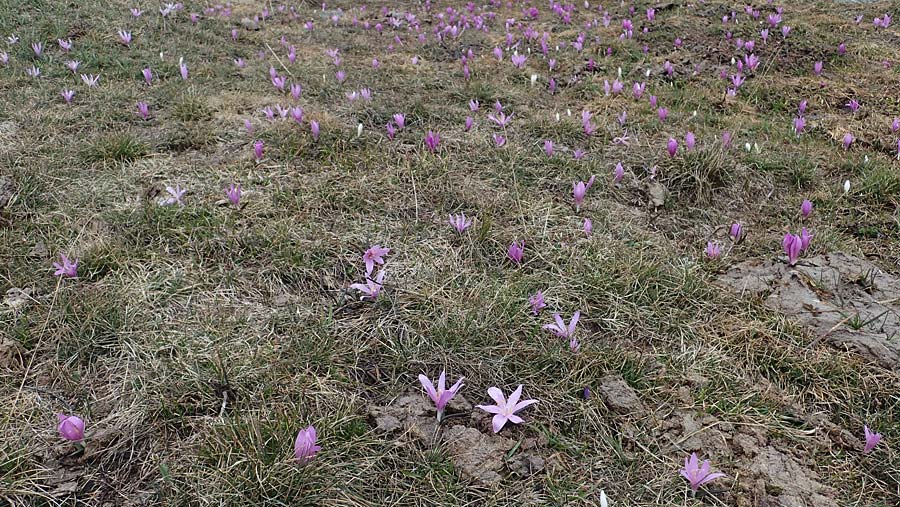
[544,140,554,157]
[492,134,506,147]
[424,131,440,152]
[543,311,580,339]
[584,218,593,237]
[225,183,241,208]
[613,163,624,184]
[801,199,813,217]
[799,227,813,251]
[293,426,321,464]
[350,269,385,300]
[783,233,802,265]
[529,291,546,315]
[57,414,85,441]
[253,140,264,161]
[136,101,150,119]
[705,241,721,259]
[310,121,320,141]
[464,117,474,132]
[53,254,78,277]
[392,113,405,130]
[61,89,75,104]
[573,175,596,211]
[729,223,743,242]
[814,61,823,76]
[685,132,696,150]
[863,425,882,453]
[475,385,538,433]
[658,107,669,121]
[179,57,188,80]
[507,240,524,264]
[667,138,678,157]
[117,30,132,45]
[680,453,726,492]
[890,118,899,133]
[842,132,854,150]
[142,67,152,84]
[449,213,473,233]
[418,371,464,421]
[363,245,390,275]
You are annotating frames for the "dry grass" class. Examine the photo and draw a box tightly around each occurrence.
[1,0,899,505]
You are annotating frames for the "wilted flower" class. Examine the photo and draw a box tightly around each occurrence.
[293,426,321,464]
[52,254,78,277]
[863,425,882,453]
[418,371,464,421]
[680,453,726,492]
[57,414,85,441]
[507,240,525,264]
[475,385,538,433]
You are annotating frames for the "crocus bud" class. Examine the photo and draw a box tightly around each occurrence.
[57,413,85,441]
[667,138,678,157]
[801,199,813,217]
[294,425,321,464]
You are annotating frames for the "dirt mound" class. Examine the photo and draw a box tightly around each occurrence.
[718,252,900,368]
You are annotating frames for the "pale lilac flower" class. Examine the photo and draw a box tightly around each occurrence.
[581,110,596,136]
[583,218,593,237]
[118,30,132,45]
[179,57,188,80]
[136,101,150,119]
[863,425,882,453]
[65,60,80,73]
[31,41,42,57]
[424,131,440,153]
[162,185,187,206]
[664,60,674,76]
[0,51,7,65]
[842,132,854,150]
[529,291,546,315]
[487,111,513,128]
[26,65,40,78]
[293,426,321,464]
[782,26,791,38]
[847,99,860,113]
[890,118,900,133]
[800,227,813,251]
[544,140,554,157]
[667,138,678,157]
[234,58,245,68]
[633,81,645,99]
[252,140,264,162]
[793,116,805,136]
[573,175,596,211]
[801,199,813,217]
[617,110,627,126]
[290,106,304,124]
[573,149,586,160]
[613,163,624,183]
[335,70,346,83]
[385,123,397,140]
[418,371,464,420]
[511,53,526,68]
[310,121,320,141]
[543,311,580,339]
[507,240,524,264]
[392,113,405,130]
[814,61,823,76]
[371,58,379,68]
[705,241,721,259]
[658,107,668,121]
[468,99,479,112]
[142,67,152,84]
[492,133,506,147]
[799,100,808,115]
[57,414,85,441]
[350,268,385,300]
[464,117,474,132]
[225,183,241,208]
[6,34,18,45]
[896,139,900,160]
[363,245,390,275]
[272,76,286,91]
[449,213,473,233]
[729,223,743,242]
[680,453,726,492]
[61,89,75,104]
[130,7,142,17]
[783,233,802,265]
[80,74,99,87]
[53,254,78,277]
[838,43,846,56]
[58,39,72,51]
[685,132,696,150]
[475,385,538,433]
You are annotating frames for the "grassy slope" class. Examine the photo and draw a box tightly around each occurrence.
[1,0,898,505]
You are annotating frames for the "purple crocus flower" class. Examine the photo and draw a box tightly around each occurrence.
[310,121,320,141]
[253,140,264,161]
[350,268,385,300]
[847,99,860,112]
[800,228,813,251]
[658,107,669,122]
[573,175,596,211]
[842,132,854,150]
[799,100,808,115]
[179,58,188,80]
[890,118,899,133]
[793,116,805,136]
[814,61,823,76]
[632,81,645,99]
[61,89,75,104]
[801,199,813,217]
[468,99,479,112]
[136,101,150,119]
[392,113,405,130]
[118,30,132,45]
[544,140,554,157]
[863,425,882,453]
[225,183,241,208]
[64,60,79,73]
[385,123,397,140]
[507,240,525,264]
[464,117,474,132]
[58,39,72,51]
[475,385,538,433]
[290,83,302,99]
[142,67,152,84]
[667,138,678,157]
[448,213,473,233]
[80,74,99,87]
[57,414,85,441]
[680,453,726,492]
[510,53,526,68]
[783,233,802,265]
[529,291,547,315]
[543,311,580,339]
[685,132,696,150]
[705,241,721,259]
[424,131,440,153]
[613,163,624,183]
[293,425,321,464]
[583,218,593,237]
[53,254,78,277]
[31,41,43,57]
[730,223,743,242]
[418,371,464,421]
